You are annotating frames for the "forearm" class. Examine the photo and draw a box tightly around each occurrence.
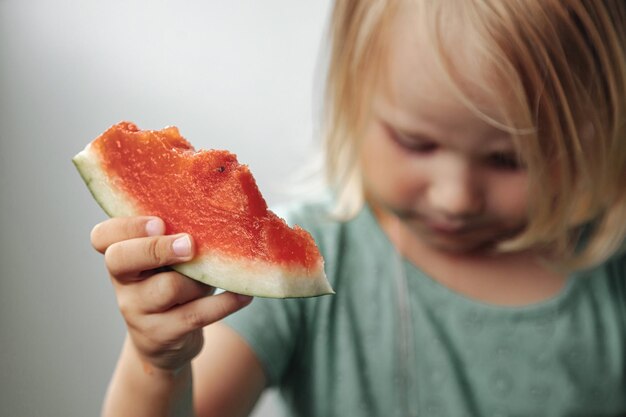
[101,336,194,417]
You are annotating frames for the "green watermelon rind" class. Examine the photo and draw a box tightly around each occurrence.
[72,143,335,299]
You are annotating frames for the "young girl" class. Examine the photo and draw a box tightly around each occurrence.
[91,1,626,416]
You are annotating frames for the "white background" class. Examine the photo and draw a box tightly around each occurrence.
[0,1,331,415]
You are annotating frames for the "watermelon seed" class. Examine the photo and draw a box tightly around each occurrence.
[217,166,225,173]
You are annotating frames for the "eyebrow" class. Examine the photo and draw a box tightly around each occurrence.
[387,121,517,153]
[392,125,437,142]
[375,100,517,147]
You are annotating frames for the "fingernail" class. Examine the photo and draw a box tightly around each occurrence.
[146,218,164,236]
[172,235,191,257]
[237,294,253,304]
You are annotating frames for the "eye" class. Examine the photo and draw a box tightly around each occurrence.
[486,152,524,171]
[387,126,438,154]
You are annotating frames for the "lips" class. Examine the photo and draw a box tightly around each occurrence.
[424,218,462,230]
[392,207,495,240]
[418,219,506,253]
[421,216,522,247]
[396,210,477,235]
[421,216,482,234]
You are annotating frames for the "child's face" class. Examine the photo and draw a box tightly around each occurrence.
[360,13,529,254]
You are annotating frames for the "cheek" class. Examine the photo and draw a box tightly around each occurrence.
[488,175,529,222]
[360,125,424,206]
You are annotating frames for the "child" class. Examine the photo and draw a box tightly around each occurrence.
[91,1,626,416]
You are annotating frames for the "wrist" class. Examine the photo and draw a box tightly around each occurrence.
[125,336,191,382]
[104,336,195,417]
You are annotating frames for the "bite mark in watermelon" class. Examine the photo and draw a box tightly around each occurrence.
[73,121,334,298]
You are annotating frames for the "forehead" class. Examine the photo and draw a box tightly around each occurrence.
[376,4,511,136]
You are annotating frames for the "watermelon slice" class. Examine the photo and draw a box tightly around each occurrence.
[73,121,334,298]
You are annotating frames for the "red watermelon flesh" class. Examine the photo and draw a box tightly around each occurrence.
[73,122,334,298]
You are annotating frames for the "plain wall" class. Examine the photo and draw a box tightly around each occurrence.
[0,1,330,415]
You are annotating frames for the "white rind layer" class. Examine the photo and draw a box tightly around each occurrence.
[73,143,334,298]
[177,255,332,298]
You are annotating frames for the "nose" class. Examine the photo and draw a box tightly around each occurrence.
[427,165,483,219]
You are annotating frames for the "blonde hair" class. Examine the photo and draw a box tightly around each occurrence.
[322,0,626,269]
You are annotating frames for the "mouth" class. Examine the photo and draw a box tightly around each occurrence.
[382,207,518,253]
[386,205,527,253]
[420,217,526,250]
[415,212,488,235]
[425,221,471,235]
[418,219,504,253]
[393,210,475,235]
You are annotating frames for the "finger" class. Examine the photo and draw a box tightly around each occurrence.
[105,233,194,282]
[136,271,215,314]
[91,216,165,254]
[167,292,253,337]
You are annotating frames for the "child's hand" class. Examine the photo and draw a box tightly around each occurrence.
[90,216,253,372]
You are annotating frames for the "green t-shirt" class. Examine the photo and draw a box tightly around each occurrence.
[224,199,626,416]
